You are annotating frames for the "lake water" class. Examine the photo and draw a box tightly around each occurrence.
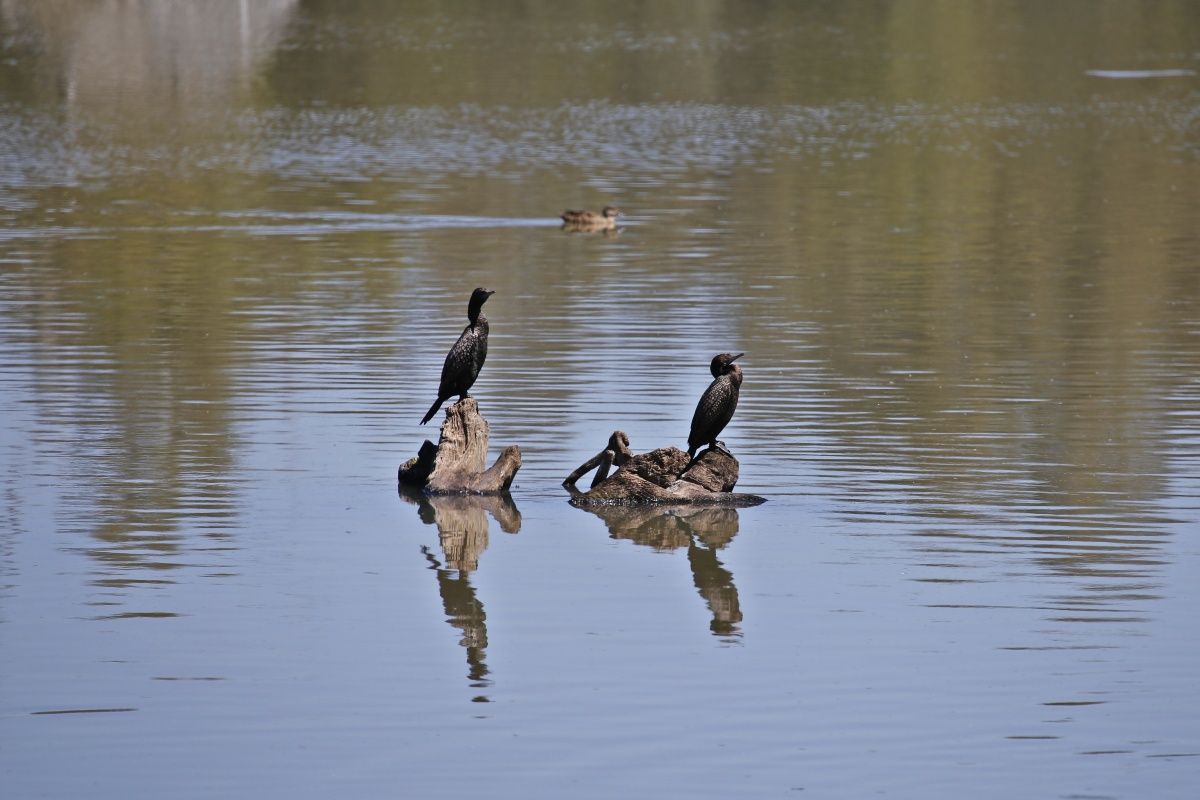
[1,2,1199,797]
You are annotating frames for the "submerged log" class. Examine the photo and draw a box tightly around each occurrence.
[566,434,765,507]
[398,398,521,495]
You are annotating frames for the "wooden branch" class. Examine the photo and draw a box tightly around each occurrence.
[565,434,765,506]
[563,431,632,492]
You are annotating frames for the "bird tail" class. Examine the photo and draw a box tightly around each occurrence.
[420,397,446,426]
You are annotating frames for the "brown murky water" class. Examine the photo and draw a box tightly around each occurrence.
[2,2,1199,797]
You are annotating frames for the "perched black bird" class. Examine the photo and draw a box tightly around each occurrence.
[687,352,744,459]
[420,288,495,425]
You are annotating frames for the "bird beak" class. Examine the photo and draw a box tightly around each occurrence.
[731,352,744,362]
[486,290,496,296]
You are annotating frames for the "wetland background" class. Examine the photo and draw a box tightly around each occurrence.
[1,1,1199,797]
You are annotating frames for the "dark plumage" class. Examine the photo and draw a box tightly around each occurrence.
[560,205,620,231]
[420,288,495,425]
[687,352,744,459]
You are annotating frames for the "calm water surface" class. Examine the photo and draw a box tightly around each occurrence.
[2,2,1199,797]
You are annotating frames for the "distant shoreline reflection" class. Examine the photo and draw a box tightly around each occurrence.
[578,505,744,640]
[399,488,521,700]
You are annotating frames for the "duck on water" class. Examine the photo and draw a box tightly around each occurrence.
[560,205,620,231]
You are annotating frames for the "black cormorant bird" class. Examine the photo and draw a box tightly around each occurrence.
[420,288,495,425]
[687,352,744,459]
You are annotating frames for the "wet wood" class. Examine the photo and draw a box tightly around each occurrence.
[562,430,633,490]
[398,397,521,495]
[566,434,765,506]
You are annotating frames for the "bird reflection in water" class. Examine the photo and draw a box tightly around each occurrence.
[580,505,744,639]
[399,487,521,700]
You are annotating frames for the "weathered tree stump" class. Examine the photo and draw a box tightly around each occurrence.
[565,433,765,506]
[398,398,521,495]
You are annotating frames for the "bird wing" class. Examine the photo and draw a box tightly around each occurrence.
[689,379,738,447]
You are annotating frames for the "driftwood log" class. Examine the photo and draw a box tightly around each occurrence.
[562,431,633,489]
[565,434,765,506]
[398,398,521,495]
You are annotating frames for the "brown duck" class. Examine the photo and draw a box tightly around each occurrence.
[561,205,620,231]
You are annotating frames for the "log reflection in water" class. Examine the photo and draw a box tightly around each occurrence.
[400,488,521,694]
[580,505,744,638]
